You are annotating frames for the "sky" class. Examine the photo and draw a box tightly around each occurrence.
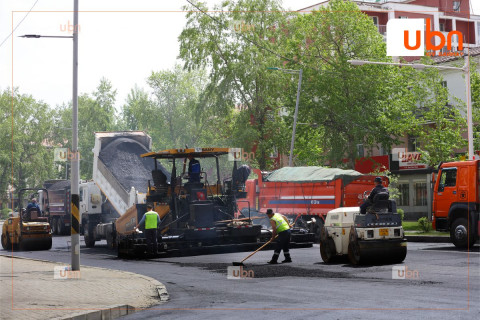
[0,0,479,110]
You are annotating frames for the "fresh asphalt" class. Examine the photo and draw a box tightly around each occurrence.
[1,222,479,320]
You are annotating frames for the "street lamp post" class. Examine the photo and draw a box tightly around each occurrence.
[20,0,80,271]
[268,67,303,166]
[348,55,474,160]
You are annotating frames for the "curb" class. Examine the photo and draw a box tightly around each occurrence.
[1,255,169,319]
[53,305,136,320]
[405,235,451,243]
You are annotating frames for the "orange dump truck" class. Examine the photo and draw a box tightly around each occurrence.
[432,160,479,248]
[238,167,384,239]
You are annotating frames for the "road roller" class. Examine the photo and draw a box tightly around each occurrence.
[1,188,52,251]
[320,200,407,265]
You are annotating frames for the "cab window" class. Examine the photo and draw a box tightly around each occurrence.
[438,168,457,192]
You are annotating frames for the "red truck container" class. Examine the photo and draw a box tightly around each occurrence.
[432,160,479,248]
[238,167,384,239]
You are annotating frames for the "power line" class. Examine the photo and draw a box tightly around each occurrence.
[0,0,41,49]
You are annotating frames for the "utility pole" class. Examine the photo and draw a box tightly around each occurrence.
[71,0,80,271]
[289,69,303,167]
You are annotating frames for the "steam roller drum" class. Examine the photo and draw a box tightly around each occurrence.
[19,237,52,251]
[353,239,407,265]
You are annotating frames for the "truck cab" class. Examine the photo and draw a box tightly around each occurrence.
[432,160,479,248]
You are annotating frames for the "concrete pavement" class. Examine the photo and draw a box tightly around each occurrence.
[0,255,168,320]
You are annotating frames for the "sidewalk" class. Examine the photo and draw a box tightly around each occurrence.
[0,255,168,320]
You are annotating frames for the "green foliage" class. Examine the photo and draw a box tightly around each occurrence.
[397,208,404,221]
[0,88,56,197]
[53,78,117,179]
[282,0,416,168]
[405,64,466,167]
[417,216,432,233]
[471,70,480,151]
[179,0,293,169]
[1,208,12,219]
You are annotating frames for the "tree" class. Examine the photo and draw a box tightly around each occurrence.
[406,66,466,166]
[471,70,480,151]
[53,78,117,179]
[179,0,293,170]
[283,0,416,168]
[0,88,56,203]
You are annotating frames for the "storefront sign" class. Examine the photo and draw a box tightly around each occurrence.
[392,148,428,170]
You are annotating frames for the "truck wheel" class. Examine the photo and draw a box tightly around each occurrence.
[450,217,475,248]
[1,233,10,250]
[106,233,115,250]
[57,218,64,235]
[84,223,96,248]
[51,217,58,235]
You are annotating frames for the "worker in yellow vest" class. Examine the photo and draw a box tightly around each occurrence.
[135,204,161,255]
[266,208,292,264]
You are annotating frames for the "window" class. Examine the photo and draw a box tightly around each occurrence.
[357,144,364,158]
[453,1,461,12]
[408,135,418,152]
[371,16,379,26]
[399,16,408,19]
[398,183,409,206]
[414,182,427,206]
[439,23,445,32]
[438,168,457,192]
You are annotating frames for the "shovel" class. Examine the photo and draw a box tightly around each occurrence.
[232,235,277,266]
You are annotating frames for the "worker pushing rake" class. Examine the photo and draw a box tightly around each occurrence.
[233,209,292,266]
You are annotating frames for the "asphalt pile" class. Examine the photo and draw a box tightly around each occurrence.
[45,180,71,191]
[99,137,170,193]
[179,262,354,279]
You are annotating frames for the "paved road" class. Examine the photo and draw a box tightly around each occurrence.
[1,229,479,320]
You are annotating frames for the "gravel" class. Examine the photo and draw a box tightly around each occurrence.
[99,137,170,193]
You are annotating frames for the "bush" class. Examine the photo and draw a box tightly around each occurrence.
[1,208,12,220]
[397,209,404,221]
[417,217,432,233]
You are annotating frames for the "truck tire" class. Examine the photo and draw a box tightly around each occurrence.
[1,233,10,250]
[84,223,96,248]
[51,217,58,235]
[57,218,64,235]
[450,217,475,248]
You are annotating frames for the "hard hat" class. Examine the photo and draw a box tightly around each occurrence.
[374,177,382,183]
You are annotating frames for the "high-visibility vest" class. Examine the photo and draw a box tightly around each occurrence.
[145,211,159,229]
[270,213,290,233]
